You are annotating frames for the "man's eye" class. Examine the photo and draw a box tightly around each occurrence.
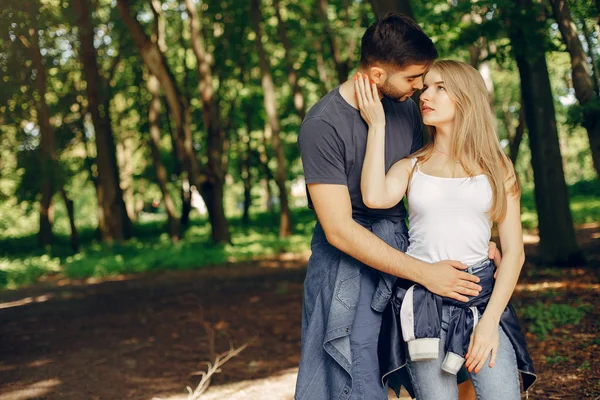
[407,78,415,83]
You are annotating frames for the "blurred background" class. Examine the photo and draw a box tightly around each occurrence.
[0,0,598,399]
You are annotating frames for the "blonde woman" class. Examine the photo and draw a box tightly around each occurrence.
[355,60,536,399]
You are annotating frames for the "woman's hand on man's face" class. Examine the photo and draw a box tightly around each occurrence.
[354,72,386,128]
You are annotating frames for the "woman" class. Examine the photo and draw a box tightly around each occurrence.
[354,60,536,399]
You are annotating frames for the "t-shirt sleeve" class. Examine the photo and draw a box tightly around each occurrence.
[410,101,425,154]
[297,118,347,185]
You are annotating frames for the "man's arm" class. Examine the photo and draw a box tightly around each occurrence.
[309,183,482,302]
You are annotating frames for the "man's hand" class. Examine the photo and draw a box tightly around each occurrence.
[488,241,502,279]
[420,261,482,302]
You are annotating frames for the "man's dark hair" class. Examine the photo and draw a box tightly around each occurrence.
[360,13,438,69]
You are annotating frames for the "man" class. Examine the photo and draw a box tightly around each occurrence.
[295,14,494,400]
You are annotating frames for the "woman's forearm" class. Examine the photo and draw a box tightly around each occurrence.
[483,250,524,323]
[360,124,387,203]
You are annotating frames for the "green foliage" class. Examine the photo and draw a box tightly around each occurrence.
[0,207,316,289]
[521,301,592,339]
[545,352,570,365]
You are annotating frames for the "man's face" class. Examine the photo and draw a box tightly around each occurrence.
[377,64,429,102]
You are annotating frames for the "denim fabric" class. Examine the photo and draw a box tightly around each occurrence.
[349,265,389,400]
[381,259,537,397]
[295,219,409,400]
[406,304,520,400]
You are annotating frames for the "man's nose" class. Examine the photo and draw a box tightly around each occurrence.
[412,77,424,90]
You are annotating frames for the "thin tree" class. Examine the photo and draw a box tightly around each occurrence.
[116,0,230,243]
[250,0,293,237]
[183,0,231,243]
[550,0,600,178]
[74,0,132,242]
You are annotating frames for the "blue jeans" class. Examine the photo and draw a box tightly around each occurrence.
[348,265,388,400]
[406,303,520,400]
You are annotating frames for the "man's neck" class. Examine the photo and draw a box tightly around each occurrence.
[338,79,360,110]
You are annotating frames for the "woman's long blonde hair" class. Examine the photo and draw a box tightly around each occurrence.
[411,60,520,222]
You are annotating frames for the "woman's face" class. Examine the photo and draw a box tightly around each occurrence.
[420,70,456,128]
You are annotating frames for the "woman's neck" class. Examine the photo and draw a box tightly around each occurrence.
[433,124,454,153]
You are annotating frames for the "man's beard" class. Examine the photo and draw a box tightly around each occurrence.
[379,81,412,103]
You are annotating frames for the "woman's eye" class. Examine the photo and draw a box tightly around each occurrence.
[437,86,445,91]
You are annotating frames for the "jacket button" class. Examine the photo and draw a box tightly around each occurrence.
[343,388,349,394]
[345,327,350,333]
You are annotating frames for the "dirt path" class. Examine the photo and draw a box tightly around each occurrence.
[0,225,598,400]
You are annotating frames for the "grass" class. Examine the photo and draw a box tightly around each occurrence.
[0,208,316,289]
[0,180,598,290]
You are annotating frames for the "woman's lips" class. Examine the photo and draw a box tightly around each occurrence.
[421,106,434,114]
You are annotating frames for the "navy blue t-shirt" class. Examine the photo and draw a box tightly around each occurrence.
[298,86,423,223]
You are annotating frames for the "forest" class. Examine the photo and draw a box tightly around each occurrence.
[0,0,598,399]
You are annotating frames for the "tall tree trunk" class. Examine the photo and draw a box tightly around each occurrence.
[509,106,525,165]
[250,0,292,237]
[148,74,181,242]
[550,0,600,178]
[149,0,180,241]
[273,0,306,120]
[242,104,254,224]
[117,135,136,221]
[59,186,79,252]
[27,7,54,247]
[74,0,131,242]
[117,0,230,243]
[369,0,414,19]
[183,0,231,243]
[578,17,600,95]
[317,0,350,83]
[506,0,583,265]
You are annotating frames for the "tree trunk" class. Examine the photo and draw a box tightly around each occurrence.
[250,0,292,237]
[59,186,79,252]
[74,0,132,242]
[317,0,350,83]
[183,0,231,243]
[509,106,525,165]
[242,105,254,224]
[116,0,202,190]
[550,0,600,178]
[369,0,414,20]
[117,0,230,243]
[578,18,600,95]
[180,179,193,229]
[273,0,306,120]
[506,0,583,265]
[27,8,55,247]
[148,74,181,242]
[117,135,136,221]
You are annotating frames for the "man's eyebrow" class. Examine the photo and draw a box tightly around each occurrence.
[405,73,425,79]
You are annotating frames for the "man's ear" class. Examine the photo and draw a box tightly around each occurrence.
[369,66,387,84]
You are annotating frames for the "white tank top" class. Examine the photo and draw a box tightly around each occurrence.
[406,158,493,265]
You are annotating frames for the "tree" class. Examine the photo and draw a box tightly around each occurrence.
[116,0,230,243]
[250,0,293,237]
[73,0,132,242]
[369,0,414,19]
[26,4,55,246]
[550,0,600,178]
[505,0,583,265]
[183,0,231,243]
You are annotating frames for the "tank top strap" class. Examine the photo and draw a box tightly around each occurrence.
[410,157,418,171]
